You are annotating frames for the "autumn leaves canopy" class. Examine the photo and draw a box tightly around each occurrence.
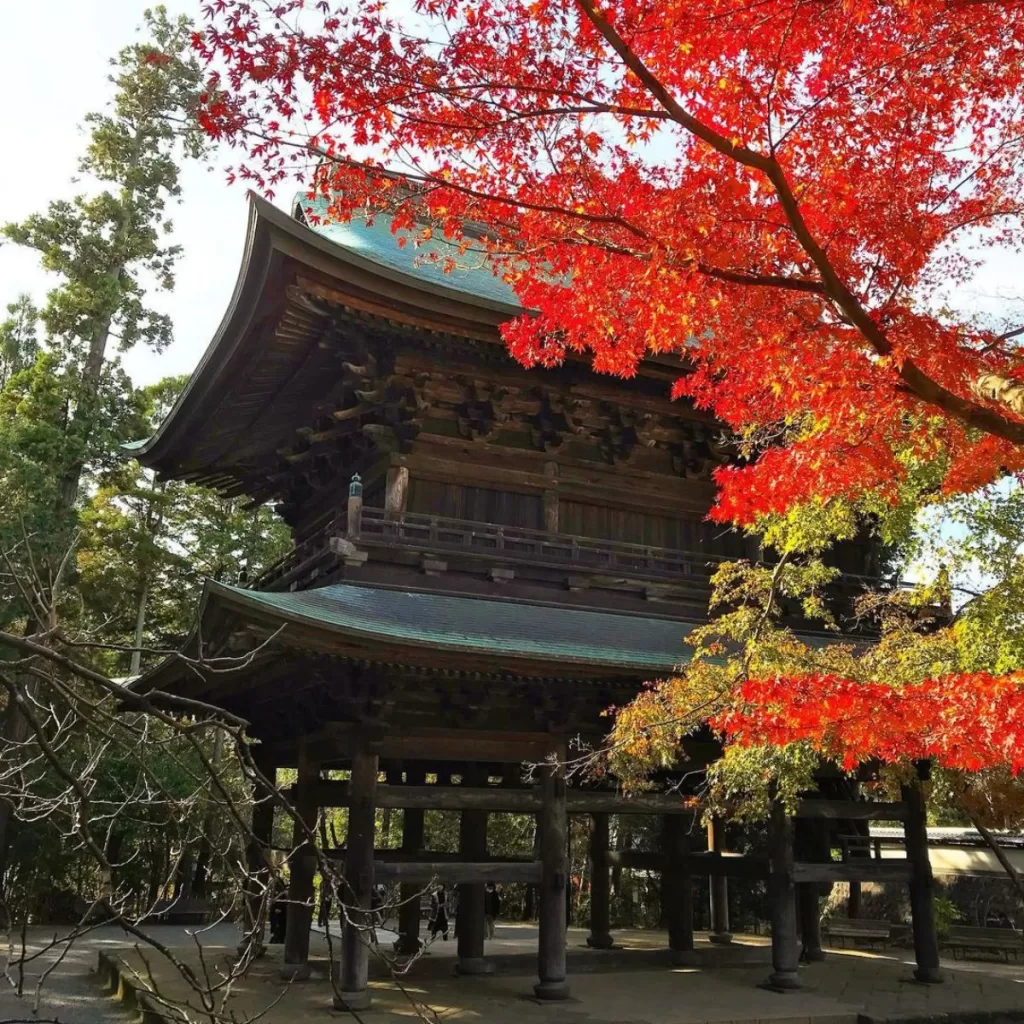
[191,0,1024,777]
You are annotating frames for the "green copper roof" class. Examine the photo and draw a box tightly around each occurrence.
[296,195,525,310]
[210,580,697,673]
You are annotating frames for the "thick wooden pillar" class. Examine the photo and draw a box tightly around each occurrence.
[797,883,824,961]
[663,815,695,966]
[334,751,378,1012]
[767,802,801,991]
[707,816,732,944]
[847,881,862,918]
[586,812,614,949]
[240,753,276,957]
[795,819,825,962]
[282,748,319,979]
[534,746,569,1000]
[395,767,426,955]
[457,767,492,975]
[903,779,942,984]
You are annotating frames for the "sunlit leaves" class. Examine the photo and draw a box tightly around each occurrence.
[196,0,1023,521]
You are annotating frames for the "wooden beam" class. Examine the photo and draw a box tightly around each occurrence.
[373,860,543,884]
[794,800,908,822]
[792,861,913,884]
[602,849,770,879]
[569,791,696,815]
[301,780,697,814]
[326,725,559,763]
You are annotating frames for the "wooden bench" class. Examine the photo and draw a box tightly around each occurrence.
[151,897,212,925]
[945,925,1024,961]
[822,918,892,949]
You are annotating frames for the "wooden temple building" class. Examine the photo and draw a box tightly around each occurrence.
[131,194,943,1011]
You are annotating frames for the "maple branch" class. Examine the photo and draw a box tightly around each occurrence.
[573,0,772,173]
[697,265,825,294]
[574,0,1024,446]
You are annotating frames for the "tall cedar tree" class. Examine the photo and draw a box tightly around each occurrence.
[2,7,206,530]
[0,8,206,891]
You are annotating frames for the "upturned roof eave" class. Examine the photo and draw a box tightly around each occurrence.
[130,194,528,470]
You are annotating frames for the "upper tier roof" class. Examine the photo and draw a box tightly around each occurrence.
[127,193,529,491]
[126,192,695,514]
[294,194,523,308]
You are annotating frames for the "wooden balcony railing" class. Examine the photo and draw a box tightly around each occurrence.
[252,503,895,604]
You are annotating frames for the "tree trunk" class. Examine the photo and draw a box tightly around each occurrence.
[190,729,226,899]
[56,312,115,516]
[969,813,1024,907]
[129,580,149,678]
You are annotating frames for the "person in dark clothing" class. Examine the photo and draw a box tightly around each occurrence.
[269,896,287,944]
[371,883,385,927]
[429,886,449,941]
[484,882,501,940]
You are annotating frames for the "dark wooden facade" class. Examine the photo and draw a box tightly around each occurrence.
[132,196,938,1009]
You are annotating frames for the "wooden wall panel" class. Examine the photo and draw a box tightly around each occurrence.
[560,499,750,557]
[407,478,543,530]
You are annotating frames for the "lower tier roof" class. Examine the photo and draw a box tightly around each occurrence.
[203,580,699,674]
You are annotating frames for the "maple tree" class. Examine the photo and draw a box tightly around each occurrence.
[191,1,1024,804]
[195,0,1024,521]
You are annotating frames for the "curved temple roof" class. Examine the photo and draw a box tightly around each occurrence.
[133,580,702,695]
[128,193,527,477]
[208,579,696,672]
[294,194,525,308]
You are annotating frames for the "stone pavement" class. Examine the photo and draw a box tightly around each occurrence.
[1,927,138,1024]
[90,923,1024,1024]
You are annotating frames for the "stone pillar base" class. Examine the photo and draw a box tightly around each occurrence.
[914,966,943,984]
[766,969,802,991]
[278,961,311,982]
[333,989,372,1011]
[708,931,733,945]
[534,979,570,1000]
[671,948,698,967]
[456,957,495,975]
[586,933,614,949]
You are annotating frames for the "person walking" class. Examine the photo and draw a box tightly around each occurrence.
[484,882,501,940]
[429,885,450,941]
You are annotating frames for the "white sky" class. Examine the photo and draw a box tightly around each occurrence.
[0,0,261,387]
[1,0,1021,392]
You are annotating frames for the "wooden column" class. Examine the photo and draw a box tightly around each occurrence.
[795,818,825,962]
[395,767,426,955]
[903,778,942,984]
[240,753,275,957]
[586,812,614,949]
[797,883,825,961]
[663,815,695,966]
[457,766,493,975]
[385,463,409,517]
[848,881,862,918]
[534,745,569,1000]
[543,461,559,533]
[767,802,801,991]
[334,751,379,1012]
[707,816,732,944]
[282,749,319,979]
